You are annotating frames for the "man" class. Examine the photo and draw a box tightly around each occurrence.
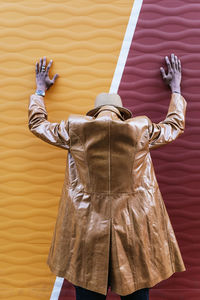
[28,54,186,300]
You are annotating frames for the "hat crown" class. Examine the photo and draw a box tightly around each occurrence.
[86,92,133,120]
[95,93,123,108]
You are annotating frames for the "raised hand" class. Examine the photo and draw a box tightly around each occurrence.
[160,53,181,94]
[35,56,59,93]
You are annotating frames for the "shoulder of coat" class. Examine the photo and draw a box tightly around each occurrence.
[126,115,150,126]
[68,114,94,123]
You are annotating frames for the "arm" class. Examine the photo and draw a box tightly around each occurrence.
[148,92,187,150]
[28,93,70,150]
[28,56,70,150]
[148,53,187,150]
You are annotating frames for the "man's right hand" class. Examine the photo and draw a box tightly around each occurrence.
[160,53,181,94]
[35,56,59,93]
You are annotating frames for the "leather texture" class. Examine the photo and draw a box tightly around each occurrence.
[28,92,187,296]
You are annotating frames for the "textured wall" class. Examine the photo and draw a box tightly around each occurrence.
[1,1,197,299]
[0,1,134,299]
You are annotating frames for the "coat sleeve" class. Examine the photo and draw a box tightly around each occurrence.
[28,94,70,150]
[148,92,187,150]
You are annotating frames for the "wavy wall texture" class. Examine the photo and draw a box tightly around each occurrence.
[118,0,200,299]
[0,1,134,299]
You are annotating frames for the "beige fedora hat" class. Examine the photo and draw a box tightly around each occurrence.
[86,92,133,120]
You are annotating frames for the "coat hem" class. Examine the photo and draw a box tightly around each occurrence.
[111,267,186,296]
[47,261,109,295]
[47,260,186,296]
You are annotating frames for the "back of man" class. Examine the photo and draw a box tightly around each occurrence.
[29,54,187,298]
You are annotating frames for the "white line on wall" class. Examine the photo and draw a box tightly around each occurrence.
[50,277,64,300]
[110,0,143,93]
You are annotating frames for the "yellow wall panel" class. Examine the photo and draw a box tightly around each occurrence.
[0,1,134,299]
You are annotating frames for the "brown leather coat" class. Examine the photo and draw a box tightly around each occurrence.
[28,92,187,296]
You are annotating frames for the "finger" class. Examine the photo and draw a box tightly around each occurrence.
[160,67,167,79]
[171,53,175,69]
[165,56,172,73]
[42,56,46,68]
[39,57,43,72]
[178,59,181,72]
[46,59,53,73]
[35,61,39,74]
[174,55,178,70]
[52,73,59,83]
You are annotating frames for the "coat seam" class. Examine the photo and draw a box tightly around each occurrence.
[82,126,93,285]
[128,122,139,289]
[69,121,91,193]
[69,120,91,284]
[131,123,139,192]
[108,120,111,217]
[159,192,175,272]
[82,124,92,193]
[68,119,71,152]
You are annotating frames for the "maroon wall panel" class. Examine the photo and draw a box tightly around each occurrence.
[118,0,200,299]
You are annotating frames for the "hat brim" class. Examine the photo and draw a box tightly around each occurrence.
[86,105,133,120]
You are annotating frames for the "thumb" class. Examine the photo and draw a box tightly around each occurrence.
[52,73,59,83]
[160,67,167,79]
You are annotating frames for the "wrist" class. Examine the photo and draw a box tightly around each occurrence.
[36,85,46,91]
[171,89,181,94]
[35,89,45,97]
[172,91,181,94]
[171,85,181,94]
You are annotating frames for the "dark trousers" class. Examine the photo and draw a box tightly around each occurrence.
[74,285,149,300]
